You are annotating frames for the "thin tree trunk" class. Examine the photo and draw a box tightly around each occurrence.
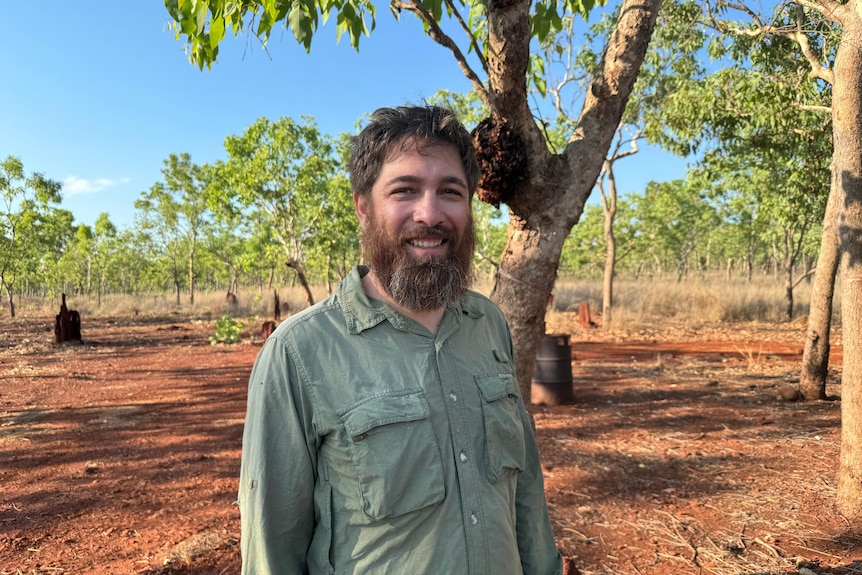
[602,176,617,326]
[800,186,840,400]
[2,279,15,318]
[189,249,196,305]
[286,260,315,308]
[834,14,862,520]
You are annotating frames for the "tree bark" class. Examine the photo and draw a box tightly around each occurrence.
[484,0,661,400]
[800,184,840,401]
[602,163,618,326]
[833,10,862,520]
[286,259,315,308]
[1,279,15,318]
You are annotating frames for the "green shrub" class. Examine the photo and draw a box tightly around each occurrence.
[209,314,244,345]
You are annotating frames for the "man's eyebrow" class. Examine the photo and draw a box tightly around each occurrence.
[382,175,468,187]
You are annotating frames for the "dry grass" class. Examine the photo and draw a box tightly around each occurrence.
[5,286,326,323]
[551,273,839,330]
[1,272,839,335]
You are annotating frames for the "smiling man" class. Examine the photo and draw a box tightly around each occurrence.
[239,105,563,575]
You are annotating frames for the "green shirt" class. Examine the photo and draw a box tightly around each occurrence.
[239,266,563,575]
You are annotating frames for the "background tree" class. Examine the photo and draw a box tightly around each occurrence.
[209,116,342,308]
[0,156,63,317]
[658,0,862,520]
[135,154,211,305]
[91,213,119,307]
[165,0,662,400]
[646,3,835,399]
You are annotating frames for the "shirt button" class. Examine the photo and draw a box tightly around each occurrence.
[459,452,468,463]
[470,513,478,525]
[449,392,457,402]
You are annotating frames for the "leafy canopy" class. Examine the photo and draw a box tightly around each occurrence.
[165,0,602,69]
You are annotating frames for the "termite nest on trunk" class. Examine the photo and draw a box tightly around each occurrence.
[472,117,529,208]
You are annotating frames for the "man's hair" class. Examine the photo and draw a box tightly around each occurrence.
[349,105,480,197]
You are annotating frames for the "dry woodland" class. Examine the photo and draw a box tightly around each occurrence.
[1,286,859,574]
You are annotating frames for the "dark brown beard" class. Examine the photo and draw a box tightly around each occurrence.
[361,207,475,312]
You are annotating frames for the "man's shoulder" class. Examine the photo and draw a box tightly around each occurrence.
[461,290,508,322]
[463,289,501,310]
[269,293,345,341]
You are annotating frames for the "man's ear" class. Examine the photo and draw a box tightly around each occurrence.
[354,191,368,229]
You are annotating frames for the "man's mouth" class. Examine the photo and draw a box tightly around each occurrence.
[408,238,445,248]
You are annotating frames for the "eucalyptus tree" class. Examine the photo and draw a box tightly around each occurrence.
[53,224,93,296]
[110,228,157,295]
[634,178,721,282]
[209,116,342,308]
[529,0,706,327]
[203,213,254,295]
[651,6,836,398]
[12,208,75,302]
[90,213,121,306]
[686,0,862,518]
[135,190,190,306]
[0,156,63,317]
[135,153,211,305]
[165,0,662,401]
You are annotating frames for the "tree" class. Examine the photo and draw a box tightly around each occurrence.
[135,153,211,305]
[635,178,721,282]
[165,0,662,400]
[209,116,343,308]
[0,156,63,317]
[687,0,862,521]
[91,213,119,307]
[650,4,835,395]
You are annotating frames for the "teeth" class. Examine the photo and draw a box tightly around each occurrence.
[411,239,443,248]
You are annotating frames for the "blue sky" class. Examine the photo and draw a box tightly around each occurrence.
[1,3,686,229]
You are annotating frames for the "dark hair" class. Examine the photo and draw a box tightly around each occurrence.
[349,105,479,197]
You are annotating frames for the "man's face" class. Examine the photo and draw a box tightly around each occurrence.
[354,142,475,311]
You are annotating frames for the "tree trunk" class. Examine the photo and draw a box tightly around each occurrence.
[483,0,661,401]
[800,185,840,401]
[602,171,618,326]
[189,249,196,305]
[2,279,15,318]
[491,218,570,398]
[784,250,794,321]
[286,259,315,308]
[834,13,862,521]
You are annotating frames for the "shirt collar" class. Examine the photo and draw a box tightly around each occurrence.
[339,265,484,335]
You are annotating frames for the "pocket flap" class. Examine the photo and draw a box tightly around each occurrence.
[475,373,518,402]
[339,390,430,438]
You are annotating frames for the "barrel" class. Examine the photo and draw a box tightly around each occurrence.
[531,334,574,406]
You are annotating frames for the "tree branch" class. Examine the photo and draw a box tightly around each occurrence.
[442,0,488,74]
[714,0,834,85]
[792,102,832,113]
[393,0,490,106]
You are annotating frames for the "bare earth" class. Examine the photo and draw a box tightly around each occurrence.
[1,313,859,575]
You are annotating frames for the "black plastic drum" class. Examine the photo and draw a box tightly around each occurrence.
[531,334,574,406]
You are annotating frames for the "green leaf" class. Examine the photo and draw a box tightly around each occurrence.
[210,16,226,48]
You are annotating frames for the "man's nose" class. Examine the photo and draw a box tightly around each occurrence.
[413,192,444,227]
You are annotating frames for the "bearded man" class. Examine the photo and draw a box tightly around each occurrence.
[239,105,563,575]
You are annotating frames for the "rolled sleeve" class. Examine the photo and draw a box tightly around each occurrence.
[240,337,318,575]
[515,399,563,575]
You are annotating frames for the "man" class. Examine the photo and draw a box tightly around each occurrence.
[239,105,563,574]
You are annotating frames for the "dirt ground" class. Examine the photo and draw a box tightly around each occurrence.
[1,312,859,575]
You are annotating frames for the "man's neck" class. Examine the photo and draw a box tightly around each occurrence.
[361,271,445,335]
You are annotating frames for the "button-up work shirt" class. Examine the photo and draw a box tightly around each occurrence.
[239,266,563,574]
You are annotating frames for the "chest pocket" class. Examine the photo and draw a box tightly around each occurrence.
[476,374,526,482]
[338,389,445,520]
